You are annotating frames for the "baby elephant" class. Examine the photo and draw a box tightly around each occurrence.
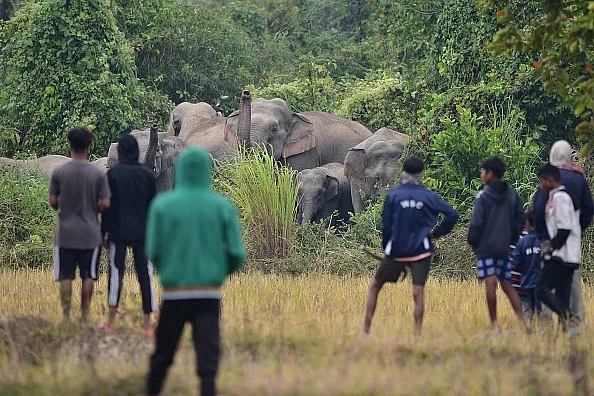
[297,163,353,226]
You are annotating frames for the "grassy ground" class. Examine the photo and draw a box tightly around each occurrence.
[0,266,592,395]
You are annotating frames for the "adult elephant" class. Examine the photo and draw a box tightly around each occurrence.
[107,126,186,192]
[0,155,108,178]
[224,91,373,171]
[344,127,410,214]
[297,162,352,226]
[167,101,235,160]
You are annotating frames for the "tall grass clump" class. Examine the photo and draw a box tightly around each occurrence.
[214,148,299,260]
[0,166,55,268]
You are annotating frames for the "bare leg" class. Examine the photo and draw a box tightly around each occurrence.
[81,278,94,323]
[143,313,153,334]
[107,307,118,328]
[363,279,385,334]
[500,281,523,321]
[484,276,498,329]
[412,285,425,336]
[60,280,73,320]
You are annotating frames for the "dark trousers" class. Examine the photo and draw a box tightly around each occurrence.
[536,261,574,325]
[108,242,156,313]
[147,299,220,396]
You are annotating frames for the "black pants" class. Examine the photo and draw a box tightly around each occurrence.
[536,261,574,325]
[147,299,220,396]
[108,242,156,313]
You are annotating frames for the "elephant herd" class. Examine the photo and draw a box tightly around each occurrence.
[0,91,409,225]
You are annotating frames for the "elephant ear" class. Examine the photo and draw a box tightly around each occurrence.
[344,148,366,190]
[224,111,240,150]
[283,113,315,158]
[325,175,339,202]
[107,143,119,168]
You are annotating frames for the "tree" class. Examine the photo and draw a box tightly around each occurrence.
[0,0,170,157]
[482,0,594,154]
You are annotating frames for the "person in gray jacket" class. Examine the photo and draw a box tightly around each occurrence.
[467,157,525,329]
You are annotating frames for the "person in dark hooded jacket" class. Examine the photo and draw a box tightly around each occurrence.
[467,157,526,329]
[101,134,157,336]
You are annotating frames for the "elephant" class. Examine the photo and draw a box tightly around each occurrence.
[0,155,108,178]
[107,126,186,192]
[167,101,235,160]
[224,92,373,172]
[297,162,353,226]
[344,127,410,215]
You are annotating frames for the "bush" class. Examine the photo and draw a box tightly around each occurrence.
[0,0,171,157]
[0,166,55,268]
[423,104,542,218]
[338,71,418,133]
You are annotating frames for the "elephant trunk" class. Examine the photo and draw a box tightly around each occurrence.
[237,90,251,149]
[143,124,158,170]
[299,199,316,225]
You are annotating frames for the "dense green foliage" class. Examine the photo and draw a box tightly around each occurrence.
[482,0,594,154]
[424,105,542,217]
[0,166,54,268]
[0,0,170,157]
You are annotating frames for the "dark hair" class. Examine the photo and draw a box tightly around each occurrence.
[67,127,93,153]
[402,155,424,174]
[525,207,534,227]
[480,157,506,178]
[537,163,561,182]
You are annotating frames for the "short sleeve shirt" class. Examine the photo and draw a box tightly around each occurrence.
[49,161,111,249]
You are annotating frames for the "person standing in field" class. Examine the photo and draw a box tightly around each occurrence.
[48,127,111,322]
[467,157,525,329]
[535,164,582,332]
[363,156,458,335]
[532,140,593,330]
[100,134,157,336]
[146,147,246,396]
[511,207,550,322]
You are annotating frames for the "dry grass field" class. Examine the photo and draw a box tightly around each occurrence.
[0,266,592,395]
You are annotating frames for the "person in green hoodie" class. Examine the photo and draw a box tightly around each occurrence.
[145,147,246,396]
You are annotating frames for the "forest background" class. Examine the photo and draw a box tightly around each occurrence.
[1,0,594,280]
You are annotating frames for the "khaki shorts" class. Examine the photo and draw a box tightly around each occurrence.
[374,256,431,286]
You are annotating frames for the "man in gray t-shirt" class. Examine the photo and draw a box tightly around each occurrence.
[49,127,111,322]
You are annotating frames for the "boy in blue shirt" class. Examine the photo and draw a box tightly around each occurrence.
[467,157,525,329]
[363,156,458,335]
[512,208,545,322]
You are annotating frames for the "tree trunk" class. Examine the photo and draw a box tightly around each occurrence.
[237,90,251,148]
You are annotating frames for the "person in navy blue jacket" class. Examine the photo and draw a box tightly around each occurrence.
[363,156,458,335]
[512,208,546,322]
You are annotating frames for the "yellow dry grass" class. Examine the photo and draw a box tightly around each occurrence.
[0,266,592,395]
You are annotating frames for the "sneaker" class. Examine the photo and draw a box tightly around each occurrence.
[97,323,117,335]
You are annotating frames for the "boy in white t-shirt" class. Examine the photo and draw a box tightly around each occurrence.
[535,163,581,331]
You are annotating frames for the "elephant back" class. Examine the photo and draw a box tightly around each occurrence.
[300,111,372,165]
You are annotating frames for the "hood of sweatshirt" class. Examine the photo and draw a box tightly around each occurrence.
[174,147,211,190]
[482,180,509,204]
[117,134,140,165]
[549,140,572,166]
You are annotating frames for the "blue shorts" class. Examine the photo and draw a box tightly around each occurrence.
[476,257,512,282]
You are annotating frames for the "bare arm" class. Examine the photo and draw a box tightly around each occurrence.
[98,197,111,213]
[48,195,58,210]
